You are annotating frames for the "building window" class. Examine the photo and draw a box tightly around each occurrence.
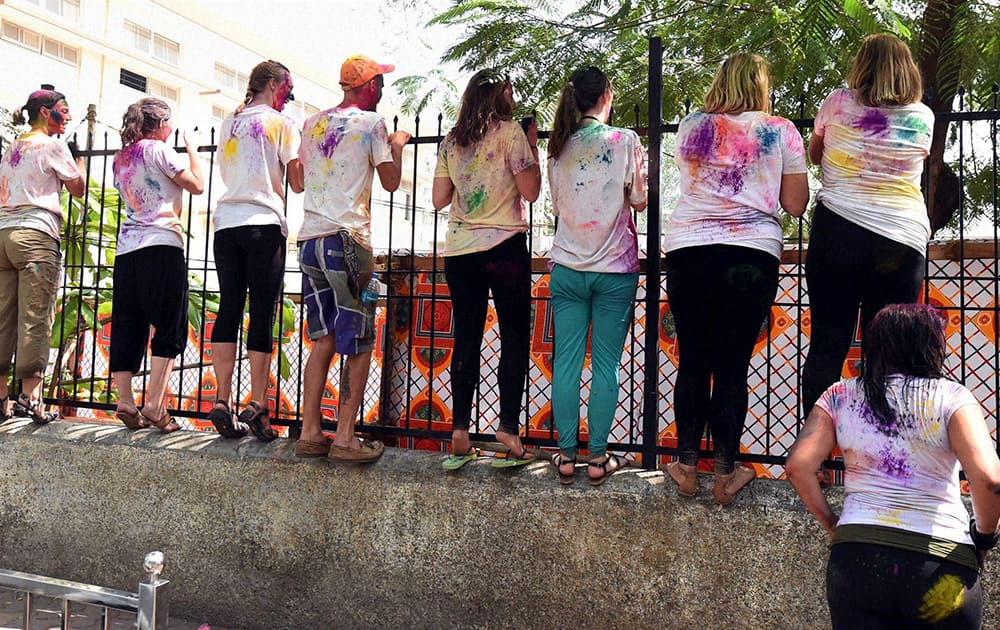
[24,0,80,21]
[147,79,179,103]
[212,105,228,121]
[2,21,79,66]
[124,20,179,65]
[120,68,147,92]
[214,63,249,94]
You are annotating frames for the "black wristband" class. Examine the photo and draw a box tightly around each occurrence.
[970,518,1000,551]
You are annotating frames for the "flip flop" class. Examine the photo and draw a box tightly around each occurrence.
[442,448,479,471]
[491,446,537,468]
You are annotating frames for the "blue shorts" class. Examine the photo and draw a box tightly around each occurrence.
[297,232,375,355]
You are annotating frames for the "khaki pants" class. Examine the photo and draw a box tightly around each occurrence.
[0,228,61,379]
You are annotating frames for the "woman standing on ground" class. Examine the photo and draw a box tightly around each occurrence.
[0,89,86,423]
[546,67,647,485]
[209,60,302,440]
[110,97,203,432]
[787,304,1000,629]
[800,33,934,419]
[432,68,542,470]
[663,53,809,504]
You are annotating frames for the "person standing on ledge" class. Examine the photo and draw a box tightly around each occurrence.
[432,68,541,470]
[0,89,86,424]
[209,60,302,441]
[291,54,411,463]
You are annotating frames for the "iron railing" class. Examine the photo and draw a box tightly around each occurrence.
[1,38,998,477]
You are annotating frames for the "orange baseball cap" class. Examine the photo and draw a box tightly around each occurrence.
[339,55,395,90]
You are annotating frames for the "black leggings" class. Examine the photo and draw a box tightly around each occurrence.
[664,245,778,472]
[827,543,982,629]
[444,233,531,434]
[212,225,286,353]
[801,203,925,415]
[110,246,188,373]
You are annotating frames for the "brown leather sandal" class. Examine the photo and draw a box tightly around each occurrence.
[142,407,181,434]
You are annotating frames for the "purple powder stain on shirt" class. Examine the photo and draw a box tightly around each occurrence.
[318,126,347,159]
[9,146,23,168]
[719,169,744,195]
[876,446,911,479]
[680,115,715,161]
[854,109,889,136]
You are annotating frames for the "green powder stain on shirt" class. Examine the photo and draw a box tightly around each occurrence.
[466,187,487,214]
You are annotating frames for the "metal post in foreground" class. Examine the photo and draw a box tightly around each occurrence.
[641,36,664,469]
[136,551,169,629]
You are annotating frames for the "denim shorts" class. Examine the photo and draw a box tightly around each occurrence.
[297,231,375,355]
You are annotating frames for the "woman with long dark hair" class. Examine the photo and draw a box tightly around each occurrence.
[432,68,541,469]
[0,89,86,423]
[801,33,935,419]
[209,59,302,440]
[546,67,647,485]
[111,97,203,432]
[663,53,809,504]
[788,304,1000,629]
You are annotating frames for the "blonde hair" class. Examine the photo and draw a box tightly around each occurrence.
[704,53,770,115]
[847,34,923,107]
[120,98,171,147]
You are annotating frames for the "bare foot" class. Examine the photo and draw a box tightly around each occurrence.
[496,430,530,457]
[451,429,471,454]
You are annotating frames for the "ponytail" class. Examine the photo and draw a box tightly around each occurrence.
[120,97,171,147]
[547,67,611,160]
[548,83,579,159]
[12,89,66,126]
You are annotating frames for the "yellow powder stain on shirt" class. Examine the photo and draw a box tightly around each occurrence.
[918,574,966,623]
[222,138,239,161]
[876,508,903,527]
[311,117,328,141]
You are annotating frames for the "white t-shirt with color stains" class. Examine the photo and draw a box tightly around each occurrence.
[665,110,807,259]
[547,123,646,273]
[817,375,978,545]
[214,104,301,237]
[434,119,536,257]
[298,106,393,248]
[112,139,187,255]
[0,132,80,241]
[814,88,934,253]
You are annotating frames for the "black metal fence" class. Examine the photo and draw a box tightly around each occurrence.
[3,37,999,475]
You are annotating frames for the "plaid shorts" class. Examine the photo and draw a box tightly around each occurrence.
[298,232,375,355]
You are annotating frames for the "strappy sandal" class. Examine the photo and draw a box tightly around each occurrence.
[588,453,626,486]
[141,407,181,434]
[239,401,278,442]
[490,445,537,468]
[551,452,577,485]
[115,404,150,430]
[208,400,248,438]
[14,393,57,425]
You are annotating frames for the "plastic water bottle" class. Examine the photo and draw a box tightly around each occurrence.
[360,274,380,307]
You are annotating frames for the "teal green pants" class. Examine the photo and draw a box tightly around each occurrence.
[550,264,638,458]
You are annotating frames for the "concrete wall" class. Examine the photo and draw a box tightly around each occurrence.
[0,420,995,629]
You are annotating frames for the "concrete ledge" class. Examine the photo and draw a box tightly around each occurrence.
[0,420,995,629]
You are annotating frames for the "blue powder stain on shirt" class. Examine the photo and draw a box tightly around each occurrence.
[755,125,780,155]
[144,177,161,192]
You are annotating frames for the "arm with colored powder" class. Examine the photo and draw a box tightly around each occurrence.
[949,404,1000,540]
[376,130,412,193]
[786,406,839,536]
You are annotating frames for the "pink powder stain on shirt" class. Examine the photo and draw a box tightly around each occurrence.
[9,146,23,168]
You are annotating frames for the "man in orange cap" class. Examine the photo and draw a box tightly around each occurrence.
[290,54,411,462]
